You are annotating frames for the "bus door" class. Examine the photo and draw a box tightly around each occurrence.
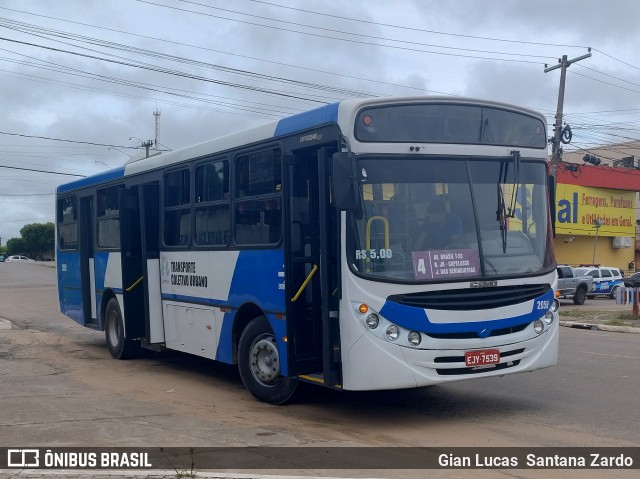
[119,183,164,346]
[140,182,164,344]
[119,187,145,341]
[285,146,341,386]
[79,196,97,327]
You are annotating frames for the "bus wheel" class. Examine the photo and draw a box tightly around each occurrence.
[104,297,140,360]
[238,316,297,404]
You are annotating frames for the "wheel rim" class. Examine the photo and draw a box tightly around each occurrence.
[107,309,120,348]
[249,333,281,386]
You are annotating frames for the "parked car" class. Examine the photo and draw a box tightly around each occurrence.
[623,272,640,288]
[4,255,35,263]
[556,265,593,305]
[572,266,623,299]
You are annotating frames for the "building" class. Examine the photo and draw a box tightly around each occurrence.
[554,143,640,272]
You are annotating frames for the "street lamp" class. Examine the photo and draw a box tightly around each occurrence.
[592,219,605,263]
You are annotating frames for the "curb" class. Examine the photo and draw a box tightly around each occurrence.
[0,318,12,330]
[559,320,640,333]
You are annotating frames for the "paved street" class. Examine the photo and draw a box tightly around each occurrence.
[0,263,639,479]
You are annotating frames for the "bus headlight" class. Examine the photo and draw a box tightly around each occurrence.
[551,298,560,313]
[408,331,422,346]
[365,313,380,329]
[544,311,554,325]
[533,320,544,334]
[386,325,399,341]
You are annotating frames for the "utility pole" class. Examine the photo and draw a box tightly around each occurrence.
[129,137,155,158]
[142,140,154,158]
[545,49,591,179]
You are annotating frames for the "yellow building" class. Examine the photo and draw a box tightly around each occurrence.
[554,145,640,273]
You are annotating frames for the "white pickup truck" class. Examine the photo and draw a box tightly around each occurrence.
[557,265,594,305]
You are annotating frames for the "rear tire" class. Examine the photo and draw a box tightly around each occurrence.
[610,286,619,299]
[238,316,297,404]
[104,297,140,359]
[572,287,587,305]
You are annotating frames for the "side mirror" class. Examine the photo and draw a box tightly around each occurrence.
[332,152,358,210]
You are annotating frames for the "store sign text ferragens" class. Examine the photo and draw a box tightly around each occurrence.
[555,185,635,236]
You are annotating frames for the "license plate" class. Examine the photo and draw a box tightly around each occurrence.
[465,349,500,367]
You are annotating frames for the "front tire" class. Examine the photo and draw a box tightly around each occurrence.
[573,287,587,305]
[104,297,140,359]
[610,286,619,299]
[238,316,297,404]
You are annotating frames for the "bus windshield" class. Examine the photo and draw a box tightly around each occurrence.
[348,156,554,282]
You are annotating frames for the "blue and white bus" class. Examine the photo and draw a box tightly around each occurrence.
[56,97,559,404]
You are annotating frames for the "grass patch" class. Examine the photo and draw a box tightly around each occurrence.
[616,312,639,321]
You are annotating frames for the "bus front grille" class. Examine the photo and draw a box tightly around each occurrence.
[388,284,550,311]
[426,323,529,339]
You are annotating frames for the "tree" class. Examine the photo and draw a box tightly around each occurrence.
[6,237,26,256]
[19,222,55,260]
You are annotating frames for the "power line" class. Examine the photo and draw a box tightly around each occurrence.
[0,35,332,104]
[138,0,554,65]
[0,6,452,96]
[0,130,140,149]
[0,164,85,177]
[0,192,53,196]
[247,0,589,50]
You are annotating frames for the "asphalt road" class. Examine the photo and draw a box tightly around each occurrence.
[1,262,639,479]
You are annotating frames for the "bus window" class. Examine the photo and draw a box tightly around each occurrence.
[97,186,121,249]
[195,160,230,246]
[235,149,282,245]
[164,168,191,246]
[57,196,78,250]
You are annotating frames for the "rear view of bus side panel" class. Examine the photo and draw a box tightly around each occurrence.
[57,251,84,324]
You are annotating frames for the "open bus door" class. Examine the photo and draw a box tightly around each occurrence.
[79,195,97,327]
[119,183,164,349]
[284,145,341,387]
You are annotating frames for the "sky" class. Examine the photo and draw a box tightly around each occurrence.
[1,0,639,241]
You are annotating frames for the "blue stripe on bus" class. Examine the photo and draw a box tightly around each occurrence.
[274,102,339,136]
[228,249,286,312]
[57,166,126,193]
[379,289,554,337]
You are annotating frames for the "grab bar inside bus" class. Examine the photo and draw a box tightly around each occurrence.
[291,264,318,302]
[126,275,144,292]
[365,216,389,252]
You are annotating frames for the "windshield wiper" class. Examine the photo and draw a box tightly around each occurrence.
[496,150,521,253]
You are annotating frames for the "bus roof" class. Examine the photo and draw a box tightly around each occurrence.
[57,96,545,194]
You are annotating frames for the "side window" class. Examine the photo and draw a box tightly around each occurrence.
[601,269,612,278]
[57,196,78,250]
[587,270,598,278]
[195,159,230,246]
[164,168,191,246]
[97,186,121,249]
[235,149,282,245]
